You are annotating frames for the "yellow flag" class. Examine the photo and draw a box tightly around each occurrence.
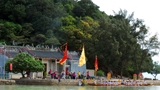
[78,45,86,67]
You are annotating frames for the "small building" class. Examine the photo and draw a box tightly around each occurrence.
[0,45,86,79]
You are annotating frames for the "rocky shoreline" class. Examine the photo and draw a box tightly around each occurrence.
[0,79,15,85]
[0,79,160,86]
[145,80,160,86]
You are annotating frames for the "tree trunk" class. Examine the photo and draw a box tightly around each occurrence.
[21,73,25,78]
[120,65,123,79]
[120,61,123,79]
[154,75,157,80]
[21,71,25,78]
[120,71,123,79]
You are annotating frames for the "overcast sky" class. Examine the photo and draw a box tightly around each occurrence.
[92,0,160,62]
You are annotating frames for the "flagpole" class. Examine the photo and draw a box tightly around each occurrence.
[3,44,6,79]
[95,70,97,77]
[64,61,66,79]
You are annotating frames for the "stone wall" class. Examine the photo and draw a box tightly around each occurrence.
[1,78,160,86]
[0,79,15,85]
[15,79,79,86]
[146,80,160,85]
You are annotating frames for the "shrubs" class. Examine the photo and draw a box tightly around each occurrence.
[96,70,104,76]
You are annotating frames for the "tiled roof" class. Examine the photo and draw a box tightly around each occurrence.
[3,46,81,60]
[31,50,63,59]
[7,50,63,59]
[8,52,18,58]
[68,54,79,60]
[0,47,11,58]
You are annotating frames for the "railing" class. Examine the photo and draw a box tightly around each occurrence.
[0,73,10,79]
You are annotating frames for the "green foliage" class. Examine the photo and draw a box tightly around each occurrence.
[5,52,44,78]
[148,62,160,79]
[74,0,100,18]
[96,70,104,76]
[31,34,46,44]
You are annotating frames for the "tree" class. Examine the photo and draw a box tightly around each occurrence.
[5,52,44,78]
[149,62,160,80]
[0,0,26,23]
[74,0,99,18]
[45,29,60,46]
[31,34,46,45]
[0,21,23,44]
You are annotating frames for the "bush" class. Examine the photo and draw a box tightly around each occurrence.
[96,70,104,76]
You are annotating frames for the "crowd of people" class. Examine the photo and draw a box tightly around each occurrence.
[48,69,90,80]
[91,79,149,86]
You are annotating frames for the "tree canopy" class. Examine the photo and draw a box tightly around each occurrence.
[5,52,44,78]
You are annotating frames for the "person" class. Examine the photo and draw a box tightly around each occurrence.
[81,72,85,79]
[61,70,65,79]
[51,71,57,79]
[72,72,76,79]
[82,79,87,86]
[66,70,69,79]
[58,75,61,83]
[78,80,82,86]
[77,71,81,79]
[100,78,103,84]
[51,72,54,79]
[86,71,90,79]
[94,80,97,85]
[69,72,73,79]
[48,69,52,76]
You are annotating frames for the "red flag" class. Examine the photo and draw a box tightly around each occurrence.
[59,43,68,65]
[94,55,98,71]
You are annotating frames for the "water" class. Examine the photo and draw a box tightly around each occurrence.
[0,85,160,90]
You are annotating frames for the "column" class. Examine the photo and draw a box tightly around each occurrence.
[55,59,57,71]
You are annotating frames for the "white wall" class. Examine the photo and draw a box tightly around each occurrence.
[86,69,95,76]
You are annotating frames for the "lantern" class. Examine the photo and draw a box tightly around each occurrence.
[138,72,143,80]
[133,74,137,80]
[107,72,111,80]
[10,63,12,71]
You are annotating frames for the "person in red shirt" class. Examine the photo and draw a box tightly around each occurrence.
[48,69,52,75]
[51,71,57,79]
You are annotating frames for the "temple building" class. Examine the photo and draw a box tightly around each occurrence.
[0,45,86,79]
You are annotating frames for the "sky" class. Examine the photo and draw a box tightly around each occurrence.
[91,0,160,79]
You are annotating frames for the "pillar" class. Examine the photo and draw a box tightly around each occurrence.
[55,59,57,71]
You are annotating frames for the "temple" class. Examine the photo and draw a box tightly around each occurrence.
[0,44,86,79]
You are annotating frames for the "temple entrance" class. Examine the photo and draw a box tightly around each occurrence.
[57,64,63,74]
[44,63,47,71]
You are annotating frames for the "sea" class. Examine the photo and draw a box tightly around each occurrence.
[0,85,160,90]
